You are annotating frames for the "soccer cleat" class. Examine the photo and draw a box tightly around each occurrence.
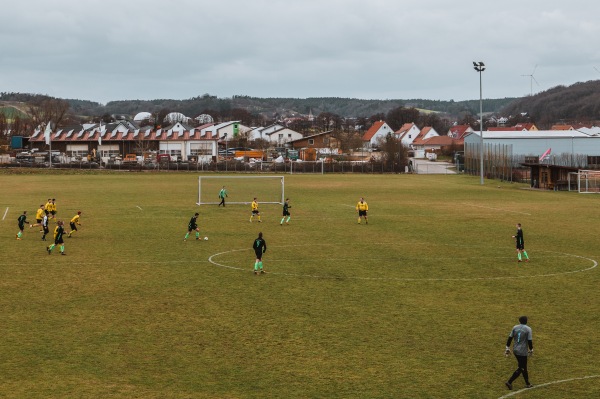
[196,237,200,240]
[517,260,522,263]
[61,253,66,256]
[47,246,51,255]
[254,271,258,275]
[260,270,266,274]
[505,382,513,390]
[16,237,21,240]
[183,239,187,241]
[525,259,530,262]
[525,384,533,389]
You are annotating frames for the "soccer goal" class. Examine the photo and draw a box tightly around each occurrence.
[569,170,600,193]
[197,175,285,205]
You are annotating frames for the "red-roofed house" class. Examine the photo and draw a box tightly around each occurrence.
[395,123,421,146]
[412,135,463,154]
[362,121,393,148]
[448,125,474,139]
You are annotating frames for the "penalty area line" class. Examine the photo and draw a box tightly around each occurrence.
[2,207,8,221]
[497,374,600,398]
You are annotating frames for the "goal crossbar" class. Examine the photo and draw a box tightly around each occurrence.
[197,175,285,205]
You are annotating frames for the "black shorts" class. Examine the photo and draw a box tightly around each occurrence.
[43,226,49,234]
[188,225,198,232]
[254,250,263,260]
[70,222,77,231]
[55,237,64,245]
[252,210,259,215]
[516,243,525,250]
[358,210,367,217]
[44,210,49,215]
[18,224,25,231]
[51,211,56,216]
[36,219,42,223]
[283,210,290,216]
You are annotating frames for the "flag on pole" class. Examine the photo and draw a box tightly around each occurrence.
[44,122,52,145]
[98,131,102,146]
[539,148,551,162]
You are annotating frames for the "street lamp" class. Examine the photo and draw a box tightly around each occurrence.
[473,61,485,185]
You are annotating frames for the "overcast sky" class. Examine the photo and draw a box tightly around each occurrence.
[2,0,599,105]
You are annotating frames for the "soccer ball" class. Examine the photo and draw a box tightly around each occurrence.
[204,237,208,241]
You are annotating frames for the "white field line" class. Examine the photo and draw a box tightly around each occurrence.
[2,207,8,220]
[340,204,355,208]
[207,247,598,282]
[463,203,531,216]
[497,374,600,398]
[136,206,143,210]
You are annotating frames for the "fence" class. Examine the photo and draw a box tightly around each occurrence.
[0,159,412,174]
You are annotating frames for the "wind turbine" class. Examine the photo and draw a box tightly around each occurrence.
[521,65,540,96]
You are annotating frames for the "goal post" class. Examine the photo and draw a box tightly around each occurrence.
[197,175,285,205]
[575,170,600,194]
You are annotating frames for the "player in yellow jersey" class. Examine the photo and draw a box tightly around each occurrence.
[49,198,57,219]
[250,197,261,222]
[44,198,52,218]
[30,204,46,230]
[68,211,82,237]
[356,197,368,224]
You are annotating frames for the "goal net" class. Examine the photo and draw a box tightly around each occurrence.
[197,175,285,205]
[572,170,600,194]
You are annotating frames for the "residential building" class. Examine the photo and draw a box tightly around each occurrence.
[362,121,393,148]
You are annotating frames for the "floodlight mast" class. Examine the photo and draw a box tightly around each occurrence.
[473,61,485,185]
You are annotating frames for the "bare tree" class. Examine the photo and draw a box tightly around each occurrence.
[27,97,70,128]
[378,133,408,173]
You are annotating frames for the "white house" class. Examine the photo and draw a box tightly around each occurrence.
[249,124,303,146]
[395,123,421,146]
[203,121,252,141]
[362,121,394,148]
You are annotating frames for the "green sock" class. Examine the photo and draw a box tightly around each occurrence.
[280,217,285,224]
[185,233,189,239]
[523,251,529,259]
[259,261,263,270]
[518,253,522,260]
[286,217,290,223]
[60,245,64,253]
[17,232,22,238]
[195,232,199,239]
[49,244,55,251]
[254,262,258,271]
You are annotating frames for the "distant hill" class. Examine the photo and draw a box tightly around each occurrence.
[2,91,519,120]
[501,80,600,128]
[99,95,518,120]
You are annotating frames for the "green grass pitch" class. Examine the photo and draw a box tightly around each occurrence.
[1,170,599,398]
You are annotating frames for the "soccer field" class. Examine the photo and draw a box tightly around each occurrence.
[1,171,599,398]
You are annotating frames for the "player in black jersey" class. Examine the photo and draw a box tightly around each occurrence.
[184,213,200,241]
[253,232,267,275]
